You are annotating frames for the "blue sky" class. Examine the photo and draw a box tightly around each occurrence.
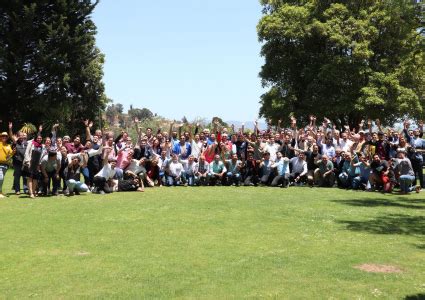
[92,0,265,122]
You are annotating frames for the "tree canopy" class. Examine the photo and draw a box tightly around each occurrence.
[257,0,425,128]
[0,0,106,133]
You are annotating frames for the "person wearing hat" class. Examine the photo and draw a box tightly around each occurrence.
[0,132,13,198]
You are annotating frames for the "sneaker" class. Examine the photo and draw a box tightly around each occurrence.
[99,190,105,195]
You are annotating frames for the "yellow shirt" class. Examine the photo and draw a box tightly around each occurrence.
[0,142,13,164]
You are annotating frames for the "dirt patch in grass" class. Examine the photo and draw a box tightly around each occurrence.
[76,251,90,256]
[354,264,403,273]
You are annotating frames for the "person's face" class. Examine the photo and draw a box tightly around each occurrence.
[179,136,185,143]
[74,137,81,145]
[85,140,92,148]
[60,146,67,156]
[1,135,7,143]
[232,154,238,160]
[194,134,200,142]
[322,156,328,163]
[110,161,117,168]
[172,155,178,162]
[56,137,62,145]
[342,133,347,140]
[336,151,341,157]
[141,141,147,148]
[270,137,275,143]
[45,138,51,147]
[36,136,42,144]
[264,154,270,160]
[277,152,282,159]
[161,150,167,158]
[210,134,216,140]
[126,138,132,145]
[63,137,70,144]
[152,159,158,166]
[214,155,220,162]
[313,145,319,152]
[397,152,405,159]
[72,157,79,165]
[146,128,152,135]
[285,136,290,143]
[378,134,384,140]
[373,155,380,163]
[189,156,194,163]
[108,137,113,146]
[95,129,102,137]
[222,135,228,142]
[298,153,305,160]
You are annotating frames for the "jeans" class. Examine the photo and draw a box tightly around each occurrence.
[185,174,197,186]
[352,176,368,190]
[67,179,89,193]
[399,175,415,193]
[0,165,8,193]
[166,175,182,186]
[42,171,60,194]
[226,172,241,186]
[13,163,27,193]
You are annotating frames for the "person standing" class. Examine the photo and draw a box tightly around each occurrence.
[8,122,28,194]
[0,132,13,198]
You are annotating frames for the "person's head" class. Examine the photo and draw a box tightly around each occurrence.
[373,154,380,163]
[231,153,238,161]
[44,137,51,147]
[269,136,275,144]
[372,132,378,141]
[414,128,420,137]
[60,146,68,157]
[312,144,319,153]
[48,151,57,160]
[341,132,348,140]
[140,140,147,148]
[151,157,158,166]
[210,133,216,141]
[237,134,244,142]
[63,135,70,144]
[161,150,167,158]
[95,129,102,138]
[146,128,153,136]
[127,150,134,158]
[377,132,385,141]
[0,132,8,143]
[263,152,270,160]
[188,155,194,163]
[214,154,220,162]
[399,136,406,147]
[18,131,27,142]
[322,155,328,163]
[73,135,81,146]
[298,152,305,160]
[194,134,200,142]
[152,138,159,147]
[344,153,351,161]
[85,140,92,149]
[56,137,62,147]
[35,134,43,144]
[172,153,179,162]
[179,135,185,144]
[172,131,178,139]
[247,152,254,160]
[70,155,80,166]
[326,138,333,146]
[221,134,228,142]
[396,148,405,158]
[276,152,283,159]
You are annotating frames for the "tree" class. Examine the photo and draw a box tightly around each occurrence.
[257,0,425,128]
[128,107,153,121]
[0,0,106,134]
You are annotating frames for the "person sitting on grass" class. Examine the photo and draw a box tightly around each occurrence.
[65,155,89,196]
[180,155,199,186]
[289,152,308,186]
[93,149,116,194]
[242,152,260,186]
[270,152,290,188]
[196,155,210,186]
[145,158,162,187]
[393,148,420,194]
[209,154,227,186]
[259,152,274,186]
[351,153,370,190]
[314,155,335,187]
[369,154,392,193]
[226,153,242,186]
[167,154,184,186]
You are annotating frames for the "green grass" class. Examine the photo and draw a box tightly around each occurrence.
[0,172,424,299]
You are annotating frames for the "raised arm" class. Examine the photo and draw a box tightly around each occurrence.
[8,122,18,143]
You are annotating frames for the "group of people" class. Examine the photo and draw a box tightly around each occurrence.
[0,116,424,198]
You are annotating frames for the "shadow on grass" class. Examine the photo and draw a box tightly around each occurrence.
[332,198,425,210]
[405,294,425,300]
[337,214,425,236]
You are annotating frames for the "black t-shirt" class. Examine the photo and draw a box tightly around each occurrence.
[370,160,389,175]
[118,179,138,192]
[305,151,321,171]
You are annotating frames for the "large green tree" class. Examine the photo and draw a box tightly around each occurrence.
[257,0,425,128]
[0,0,106,134]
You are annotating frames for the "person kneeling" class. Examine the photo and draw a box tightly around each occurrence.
[65,155,89,196]
[93,150,116,194]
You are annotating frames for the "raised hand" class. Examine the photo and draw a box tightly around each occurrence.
[89,121,93,128]
[38,124,43,132]
[83,119,89,127]
[8,122,12,129]
[134,117,140,123]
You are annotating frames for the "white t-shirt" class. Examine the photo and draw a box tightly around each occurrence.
[95,164,116,180]
[125,159,146,175]
[191,140,204,159]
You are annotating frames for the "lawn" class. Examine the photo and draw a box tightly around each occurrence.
[0,172,424,299]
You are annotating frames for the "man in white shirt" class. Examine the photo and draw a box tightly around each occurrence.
[166,154,184,186]
[93,153,117,194]
[289,152,308,185]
